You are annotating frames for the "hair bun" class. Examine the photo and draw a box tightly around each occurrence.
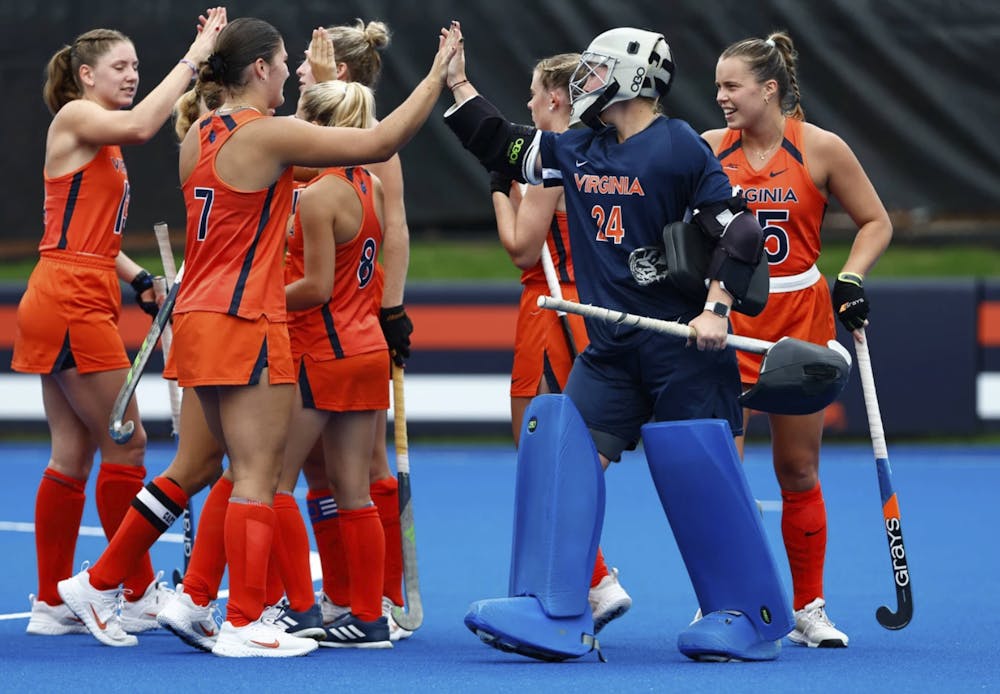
[206,53,227,76]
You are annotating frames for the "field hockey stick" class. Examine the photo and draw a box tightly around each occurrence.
[539,243,578,361]
[538,295,776,354]
[537,295,851,415]
[153,222,182,436]
[854,328,913,629]
[153,222,196,583]
[389,362,423,631]
[109,263,185,444]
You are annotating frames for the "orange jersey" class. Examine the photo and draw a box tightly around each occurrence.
[39,146,130,258]
[286,167,385,360]
[519,210,576,285]
[176,110,294,320]
[716,118,827,277]
[717,118,835,384]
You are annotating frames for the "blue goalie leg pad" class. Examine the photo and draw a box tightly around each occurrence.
[509,394,605,618]
[641,419,793,647]
[678,611,782,661]
[464,597,600,662]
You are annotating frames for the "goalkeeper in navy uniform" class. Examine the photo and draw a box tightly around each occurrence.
[443,24,796,663]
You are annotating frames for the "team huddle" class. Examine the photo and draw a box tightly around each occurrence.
[12,7,891,661]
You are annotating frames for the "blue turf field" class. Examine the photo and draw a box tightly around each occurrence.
[1,440,997,692]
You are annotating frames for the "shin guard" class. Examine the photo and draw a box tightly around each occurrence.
[641,419,793,660]
[464,395,604,661]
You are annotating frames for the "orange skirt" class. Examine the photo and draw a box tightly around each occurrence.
[510,281,589,397]
[295,349,390,412]
[12,252,129,374]
[168,311,294,386]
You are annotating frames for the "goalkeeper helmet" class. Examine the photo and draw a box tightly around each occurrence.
[570,28,674,129]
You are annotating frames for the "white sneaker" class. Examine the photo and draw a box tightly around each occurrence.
[120,571,173,633]
[25,594,88,635]
[589,567,632,634]
[157,585,221,652]
[211,619,319,658]
[261,598,288,625]
[317,591,350,627]
[383,596,413,641]
[57,568,137,647]
[788,597,849,648]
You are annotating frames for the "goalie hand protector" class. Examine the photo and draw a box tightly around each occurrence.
[444,95,536,182]
[693,196,764,304]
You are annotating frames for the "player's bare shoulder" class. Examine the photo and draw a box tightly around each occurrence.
[800,121,856,180]
[700,127,727,153]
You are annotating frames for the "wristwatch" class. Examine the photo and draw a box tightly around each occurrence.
[703,301,731,318]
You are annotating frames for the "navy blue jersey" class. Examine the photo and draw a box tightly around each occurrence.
[531,116,733,350]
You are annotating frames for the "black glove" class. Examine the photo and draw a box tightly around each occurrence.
[130,270,159,318]
[489,170,514,196]
[379,305,413,366]
[832,272,869,331]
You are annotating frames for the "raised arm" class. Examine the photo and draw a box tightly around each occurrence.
[269,22,462,171]
[55,8,227,147]
[441,26,543,183]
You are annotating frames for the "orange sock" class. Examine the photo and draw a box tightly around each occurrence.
[307,489,349,606]
[90,477,188,591]
[370,477,403,605]
[339,505,384,622]
[96,462,154,598]
[273,492,314,612]
[781,483,827,610]
[224,498,275,627]
[34,468,86,604]
[183,476,232,607]
[590,546,609,588]
[265,537,284,607]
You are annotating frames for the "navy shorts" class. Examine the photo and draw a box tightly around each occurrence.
[564,332,743,461]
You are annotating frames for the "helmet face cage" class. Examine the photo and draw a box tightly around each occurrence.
[569,53,618,107]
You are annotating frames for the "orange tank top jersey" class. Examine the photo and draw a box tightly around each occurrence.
[717,118,835,385]
[176,110,294,320]
[715,118,827,276]
[286,166,386,360]
[39,145,130,258]
[519,210,576,285]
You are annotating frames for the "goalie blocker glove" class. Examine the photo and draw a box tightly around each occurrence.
[489,170,514,196]
[130,269,160,318]
[832,272,869,330]
[380,305,413,366]
[444,95,536,182]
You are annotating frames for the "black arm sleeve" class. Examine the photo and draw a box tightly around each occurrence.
[444,95,537,182]
[692,195,765,302]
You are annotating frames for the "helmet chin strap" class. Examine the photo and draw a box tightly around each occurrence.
[579,81,620,130]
